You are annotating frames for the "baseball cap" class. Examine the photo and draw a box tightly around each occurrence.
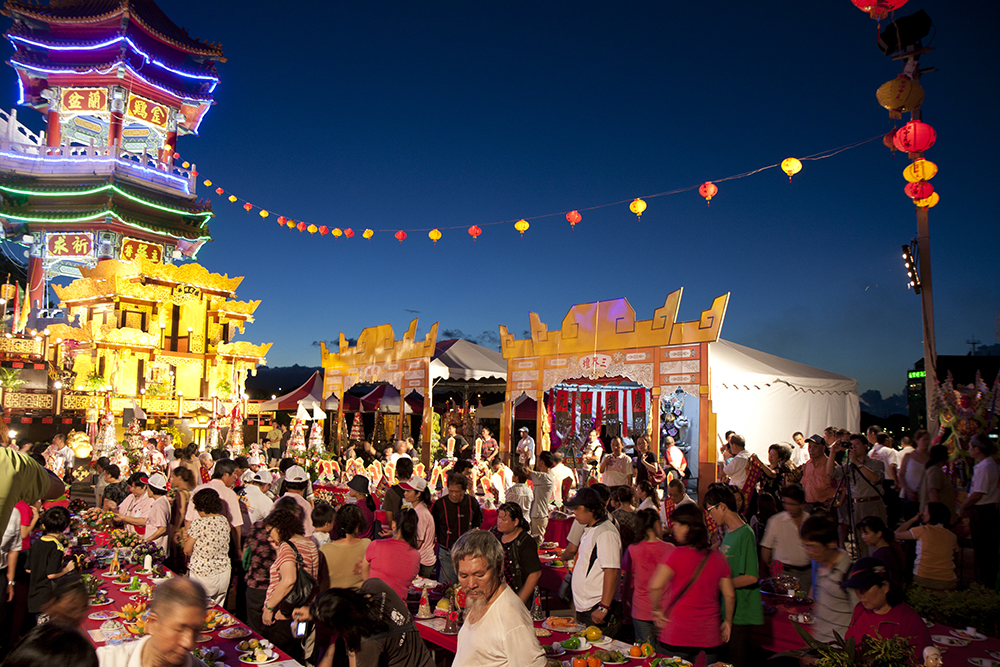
[842,557,889,590]
[250,469,273,485]
[806,434,825,446]
[284,465,309,484]
[399,476,427,492]
[147,473,167,492]
[247,454,261,465]
[519,426,529,433]
[565,486,602,509]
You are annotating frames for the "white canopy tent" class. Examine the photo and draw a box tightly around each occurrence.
[430,339,506,382]
[707,339,860,458]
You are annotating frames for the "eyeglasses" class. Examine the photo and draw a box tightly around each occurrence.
[705,503,721,513]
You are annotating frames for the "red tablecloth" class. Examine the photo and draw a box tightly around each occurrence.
[754,595,1000,666]
[543,517,575,547]
[83,564,300,665]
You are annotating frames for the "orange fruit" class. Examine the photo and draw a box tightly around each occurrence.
[572,658,588,667]
[588,656,601,667]
[641,642,655,657]
[630,645,643,657]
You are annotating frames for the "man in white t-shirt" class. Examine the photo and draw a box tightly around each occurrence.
[958,435,1000,587]
[184,459,246,550]
[516,427,536,467]
[598,437,634,487]
[550,451,576,505]
[566,487,621,631]
[760,484,811,590]
[143,473,172,555]
[489,458,510,504]
[722,434,752,489]
[242,469,274,525]
[790,432,810,468]
[388,440,412,465]
[583,430,604,466]
[451,529,546,667]
[529,452,556,543]
[97,577,210,667]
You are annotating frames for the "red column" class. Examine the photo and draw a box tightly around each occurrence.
[27,255,43,310]
[159,130,177,164]
[45,110,60,147]
[109,110,123,148]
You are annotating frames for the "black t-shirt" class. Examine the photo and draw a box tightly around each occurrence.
[27,536,65,613]
[353,578,435,667]
[448,435,470,459]
[431,495,483,549]
[102,481,129,509]
[382,484,405,520]
[491,528,541,601]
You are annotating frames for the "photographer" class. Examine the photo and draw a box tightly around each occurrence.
[826,433,885,558]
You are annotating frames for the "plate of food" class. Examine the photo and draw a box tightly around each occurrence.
[113,578,137,587]
[89,596,112,606]
[952,629,988,642]
[88,610,120,621]
[539,553,557,561]
[543,643,565,658]
[592,649,630,664]
[988,652,1000,661]
[195,634,213,643]
[647,658,692,667]
[922,617,934,628]
[535,627,552,638]
[559,637,591,652]
[236,639,273,653]
[968,659,1000,667]
[219,626,252,640]
[788,612,815,625]
[239,650,279,665]
[100,571,122,579]
[192,647,225,664]
[932,635,970,647]
[543,616,585,634]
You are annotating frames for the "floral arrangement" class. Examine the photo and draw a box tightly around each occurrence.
[69,498,90,514]
[107,529,142,550]
[80,507,117,530]
[130,540,164,565]
[313,486,348,507]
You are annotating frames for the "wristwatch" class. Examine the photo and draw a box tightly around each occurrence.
[596,604,608,614]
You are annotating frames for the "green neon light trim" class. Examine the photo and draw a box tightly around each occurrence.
[908,370,926,379]
[0,184,214,220]
[1,211,106,223]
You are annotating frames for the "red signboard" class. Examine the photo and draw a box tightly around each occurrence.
[126,93,170,128]
[121,237,163,263]
[20,417,31,424]
[42,417,53,424]
[62,418,73,424]
[61,87,108,113]
[47,232,93,258]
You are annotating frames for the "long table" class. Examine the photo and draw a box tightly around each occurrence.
[83,563,302,667]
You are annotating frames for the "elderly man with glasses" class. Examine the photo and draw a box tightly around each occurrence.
[451,529,546,667]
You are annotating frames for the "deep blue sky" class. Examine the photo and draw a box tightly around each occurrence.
[8,0,998,397]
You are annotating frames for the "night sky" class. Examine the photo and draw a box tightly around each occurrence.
[6,0,998,398]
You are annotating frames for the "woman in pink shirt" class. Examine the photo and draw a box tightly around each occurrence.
[400,476,437,578]
[363,507,421,600]
[622,508,673,644]
[648,504,735,663]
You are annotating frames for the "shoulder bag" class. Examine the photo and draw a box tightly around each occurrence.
[276,540,318,616]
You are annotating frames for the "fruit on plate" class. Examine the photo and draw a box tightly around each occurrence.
[553,560,565,567]
[630,644,644,657]
[435,598,450,611]
[561,637,581,650]
[588,656,602,667]
[641,642,655,657]
[546,660,563,667]
[121,602,146,620]
[572,658,587,667]
[546,616,577,629]
[585,625,603,642]
[594,649,626,663]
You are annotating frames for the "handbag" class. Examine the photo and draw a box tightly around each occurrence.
[276,541,318,616]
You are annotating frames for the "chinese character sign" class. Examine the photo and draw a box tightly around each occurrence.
[120,237,163,264]
[46,233,94,258]
[60,88,108,113]
[126,93,170,128]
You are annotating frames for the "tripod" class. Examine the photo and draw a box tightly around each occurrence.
[829,453,885,559]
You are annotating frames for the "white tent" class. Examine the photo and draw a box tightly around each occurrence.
[707,339,859,458]
[430,339,506,382]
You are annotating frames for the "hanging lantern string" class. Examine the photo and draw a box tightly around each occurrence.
[192,132,885,235]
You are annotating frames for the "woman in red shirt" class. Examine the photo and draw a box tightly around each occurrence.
[648,504,735,663]
[622,508,673,645]
[843,557,932,665]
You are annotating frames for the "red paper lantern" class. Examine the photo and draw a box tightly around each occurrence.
[468,225,482,241]
[893,120,936,156]
[243,203,252,212]
[277,216,287,225]
[566,210,582,227]
[851,0,907,18]
[345,229,355,238]
[215,187,224,196]
[904,181,933,200]
[395,230,407,243]
[318,225,329,235]
[883,130,898,152]
[296,221,307,232]
[698,181,718,206]
[173,152,180,159]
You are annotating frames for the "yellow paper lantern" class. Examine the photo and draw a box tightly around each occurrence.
[876,77,924,118]
[363,229,374,240]
[286,220,296,229]
[914,191,940,209]
[228,195,238,203]
[203,179,212,187]
[903,158,938,183]
[629,198,646,221]
[332,228,343,238]
[259,210,269,218]
[514,219,529,236]
[429,229,442,244]
[307,224,318,234]
[781,157,802,182]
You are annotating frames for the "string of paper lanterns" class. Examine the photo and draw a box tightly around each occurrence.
[187,132,884,246]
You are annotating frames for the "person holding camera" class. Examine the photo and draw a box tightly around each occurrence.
[826,433,886,558]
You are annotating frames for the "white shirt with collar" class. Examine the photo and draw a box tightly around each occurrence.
[96,635,208,667]
[243,485,274,525]
[723,449,752,488]
[972,457,1000,505]
[57,445,75,470]
[1,509,22,571]
[791,444,810,468]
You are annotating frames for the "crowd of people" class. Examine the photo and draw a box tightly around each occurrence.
[0,422,995,667]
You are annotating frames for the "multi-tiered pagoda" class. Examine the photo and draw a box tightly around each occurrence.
[0,0,223,309]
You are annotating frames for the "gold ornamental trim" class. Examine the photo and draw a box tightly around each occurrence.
[217,341,272,359]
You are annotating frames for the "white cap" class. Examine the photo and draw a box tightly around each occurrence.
[250,469,273,485]
[247,454,261,465]
[147,473,168,491]
[399,476,427,492]
[284,465,309,483]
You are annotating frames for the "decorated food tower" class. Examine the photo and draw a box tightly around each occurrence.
[0,0,223,309]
